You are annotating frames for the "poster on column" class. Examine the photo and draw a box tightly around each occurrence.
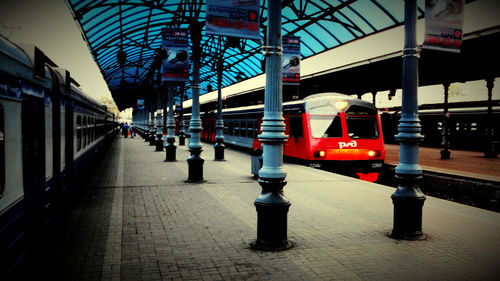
[282,36,300,85]
[137,99,145,110]
[205,0,260,40]
[161,28,189,81]
[422,0,464,53]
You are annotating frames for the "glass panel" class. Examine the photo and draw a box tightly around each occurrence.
[289,116,303,138]
[351,0,395,30]
[346,117,379,139]
[310,115,342,138]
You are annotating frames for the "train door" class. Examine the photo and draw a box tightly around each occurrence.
[284,115,305,158]
[51,92,61,208]
[64,104,74,194]
[21,96,46,230]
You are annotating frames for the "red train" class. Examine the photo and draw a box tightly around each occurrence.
[198,93,385,182]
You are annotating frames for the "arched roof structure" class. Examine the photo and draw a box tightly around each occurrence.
[66,0,428,110]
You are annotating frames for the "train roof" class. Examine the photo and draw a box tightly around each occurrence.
[0,35,109,114]
[221,93,377,116]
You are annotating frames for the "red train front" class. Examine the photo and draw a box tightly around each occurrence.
[199,93,385,182]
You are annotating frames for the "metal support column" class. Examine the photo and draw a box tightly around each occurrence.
[149,108,156,146]
[440,82,450,159]
[166,83,177,161]
[142,106,147,139]
[145,100,151,142]
[155,111,163,151]
[253,0,291,250]
[214,58,225,160]
[390,0,426,240]
[187,22,204,182]
[156,87,165,151]
[162,90,167,149]
[484,77,498,158]
[179,83,186,146]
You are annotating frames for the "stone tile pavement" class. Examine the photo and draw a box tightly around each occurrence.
[28,136,500,280]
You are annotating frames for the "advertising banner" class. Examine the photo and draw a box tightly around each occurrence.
[423,0,465,53]
[282,36,300,85]
[161,28,189,81]
[206,0,260,40]
[137,99,145,110]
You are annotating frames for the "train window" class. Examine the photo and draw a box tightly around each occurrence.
[83,116,87,148]
[346,117,379,139]
[76,115,82,151]
[310,115,342,138]
[252,120,260,138]
[240,120,247,137]
[346,105,379,139]
[289,116,303,138]
[345,105,377,116]
[0,104,4,197]
[228,121,234,136]
[248,121,255,138]
[91,117,95,142]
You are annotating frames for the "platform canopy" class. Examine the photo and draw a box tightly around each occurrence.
[67,0,427,111]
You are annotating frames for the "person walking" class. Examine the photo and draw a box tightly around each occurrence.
[122,122,129,138]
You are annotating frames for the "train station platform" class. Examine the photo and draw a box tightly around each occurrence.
[384,144,500,183]
[24,136,500,281]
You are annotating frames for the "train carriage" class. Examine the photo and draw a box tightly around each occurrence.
[199,93,385,182]
[0,35,118,275]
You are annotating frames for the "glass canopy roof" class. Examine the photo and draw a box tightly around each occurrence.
[66,0,425,110]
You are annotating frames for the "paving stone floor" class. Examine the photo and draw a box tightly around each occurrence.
[32,136,500,280]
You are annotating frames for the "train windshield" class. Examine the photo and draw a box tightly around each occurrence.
[309,115,342,138]
[346,105,379,139]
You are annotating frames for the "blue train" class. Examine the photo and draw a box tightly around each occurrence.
[0,35,118,274]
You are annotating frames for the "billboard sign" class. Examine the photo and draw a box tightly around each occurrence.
[423,0,465,53]
[161,28,189,81]
[137,99,145,110]
[206,0,260,40]
[282,36,300,85]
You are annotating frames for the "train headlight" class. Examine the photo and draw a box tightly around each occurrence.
[314,150,326,158]
[368,150,381,157]
[334,101,348,111]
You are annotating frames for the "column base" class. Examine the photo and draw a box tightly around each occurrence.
[214,142,225,161]
[155,138,163,151]
[179,135,185,146]
[440,148,450,159]
[165,143,177,161]
[390,195,426,240]
[250,238,294,251]
[254,201,291,249]
[253,177,291,250]
[187,150,204,182]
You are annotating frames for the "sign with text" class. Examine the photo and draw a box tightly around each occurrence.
[161,28,189,81]
[206,0,260,40]
[282,36,300,85]
[423,0,464,53]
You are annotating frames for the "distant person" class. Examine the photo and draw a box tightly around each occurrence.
[130,123,135,138]
[122,122,129,138]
